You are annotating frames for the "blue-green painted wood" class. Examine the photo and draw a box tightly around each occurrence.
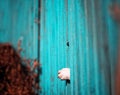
[40,0,119,95]
[40,0,67,94]
[0,0,119,95]
[0,0,39,92]
[0,0,38,59]
[0,1,39,94]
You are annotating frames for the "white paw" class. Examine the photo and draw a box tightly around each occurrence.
[58,68,70,80]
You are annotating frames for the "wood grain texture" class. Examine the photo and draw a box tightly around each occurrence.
[0,0,119,95]
[40,0,119,95]
[0,0,38,59]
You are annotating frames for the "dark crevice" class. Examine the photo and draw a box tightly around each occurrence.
[66,41,69,47]
[37,0,41,95]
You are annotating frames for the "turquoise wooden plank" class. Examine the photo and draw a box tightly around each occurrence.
[102,0,119,95]
[40,0,67,94]
[93,0,109,95]
[40,0,119,95]
[0,0,39,94]
[0,0,38,59]
[67,0,77,94]
[84,0,98,95]
[0,0,39,92]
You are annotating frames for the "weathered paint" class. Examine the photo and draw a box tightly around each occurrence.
[0,0,119,95]
[40,0,119,95]
[0,0,39,91]
[0,0,38,59]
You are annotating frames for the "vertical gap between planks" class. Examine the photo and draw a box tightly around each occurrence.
[37,0,41,94]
